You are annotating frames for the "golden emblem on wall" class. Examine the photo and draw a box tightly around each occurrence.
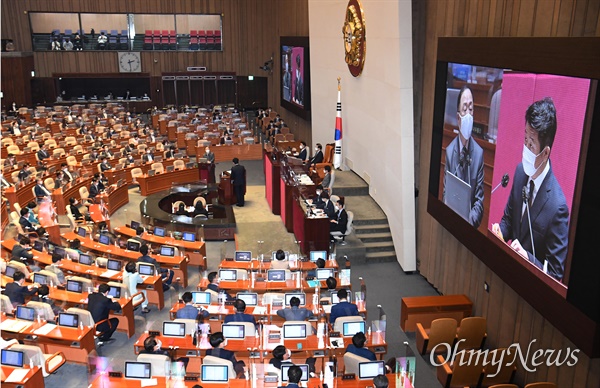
[342,0,366,77]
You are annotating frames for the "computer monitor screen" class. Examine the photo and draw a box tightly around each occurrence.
[234,251,252,262]
[281,364,309,382]
[201,365,229,382]
[267,270,286,282]
[153,226,165,237]
[1,349,24,368]
[236,293,258,306]
[222,324,245,339]
[77,227,87,238]
[358,361,385,380]
[316,268,334,280]
[32,240,45,251]
[160,246,175,256]
[107,259,121,271]
[4,266,16,278]
[219,269,237,281]
[330,290,352,304]
[343,321,366,337]
[182,232,195,242]
[186,162,195,169]
[130,220,140,230]
[33,273,48,285]
[53,247,66,259]
[79,254,92,265]
[284,293,306,306]
[98,234,110,245]
[125,362,151,379]
[58,312,79,328]
[138,263,155,276]
[310,251,327,262]
[67,279,84,293]
[127,241,141,251]
[108,286,121,298]
[283,324,307,339]
[16,306,35,321]
[192,291,211,304]
[163,321,186,337]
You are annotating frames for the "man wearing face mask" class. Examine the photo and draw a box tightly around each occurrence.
[492,98,568,282]
[443,85,485,228]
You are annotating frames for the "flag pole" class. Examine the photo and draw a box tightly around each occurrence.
[333,77,343,169]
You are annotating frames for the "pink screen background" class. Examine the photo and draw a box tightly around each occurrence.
[488,73,590,230]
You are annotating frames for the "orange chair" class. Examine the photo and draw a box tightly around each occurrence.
[524,383,558,388]
[416,318,457,355]
[480,348,517,387]
[456,317,487,351]
[436,353,484,388]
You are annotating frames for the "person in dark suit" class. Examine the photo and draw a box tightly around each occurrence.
[4,271,39,307]
[34,178,51,201]
[269,345,293,369]
[206,271,234,301]
[69,197,91,221]
[329,196,348,234]
[11,237,35,266]
[141,335,189,370]
[322,192,335,219]
[345,332,376,361]
[164,146,176,159]
[4,154,17,169]
[37,145,51,162]
[309,143,324,166]
[176,292,209,320]
[329,289,359,324]
[206,332,245,376]
[125,153,136,165]
[224,299,257,328]
[19,209,37,232]
[293,54,304,105]
[442,86,485,228]
[18,164,31,182]
[142,149,154,163]
[89,179,101,200]
[204,147,215,163]
[138,244,174,290]
[282,365,302,388]
[61,163,74,182]
[276,297,314,321]
[298,141,309,163]
[492,97,569,281]
[374,375,389,388]
[312,185,325,209]
[99,157,112,172]
[230,158,246,207]
[86,283,121,343]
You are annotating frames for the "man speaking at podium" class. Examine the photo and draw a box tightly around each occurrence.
[492,98,569,282]
[443,86,485,228]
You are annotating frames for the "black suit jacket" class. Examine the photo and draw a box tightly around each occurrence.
[5,282,38,305]
[298,148,307,161]
[87,292,121,323]
[334,208,348,234]
[19,216,34,231]
[89,183,100,198]
[37,149,50,160]
[313,193,325,209]
[34,184,50,198]
[230,164,246,186]
[310,150,324,165]
[206,348,238,365]
[18,169,30,181]
[12,244,33,262]
[324,200,335,219]
[69,204,84,220]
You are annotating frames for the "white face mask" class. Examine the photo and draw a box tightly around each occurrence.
[316,190,321,196]
[459,113,473,141]
[522,145,544,177]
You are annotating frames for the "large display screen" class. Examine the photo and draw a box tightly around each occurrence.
[280,36,310,119]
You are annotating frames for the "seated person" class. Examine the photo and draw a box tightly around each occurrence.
[306,258,326,279]
[206,332,245,377]
[4,271,39,307]
[65,238,83,261]
[34,178,52,202]
[19,208,37,232]
[132,226,146,243]
[206,271,234,300]
[99,157,112,172]
[374,375,389,388]
[329,196,348,235]
[137,244,174,291]
[277,296,314,321]
[176,291,209,320]
[26,202,40,225]
[44,252,66,286]
[95,221,117,244]
[269,345,293,369]
[312,185,326,209]
[33,284,63,316]
[329,289,359,324]
[11,237,40,272]
[141,335,189,370]
[123,262,150,313]
[69,197,92,221]
[321,192,335,219]
[224,299,257,328]
[344,332,376,361]
[175,203,192,217]
[271,249,289,270]
[283,365,303,388]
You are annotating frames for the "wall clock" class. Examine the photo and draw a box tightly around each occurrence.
[342,0,366,77]
[118,51,141,73]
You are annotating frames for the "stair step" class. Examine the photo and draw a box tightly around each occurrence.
[353,224,390,233]
[356,232,392,243]
[364,241,395,252]
[353,218,388,226]
[365,251,397,263]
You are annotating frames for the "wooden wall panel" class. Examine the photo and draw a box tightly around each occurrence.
[416,0,600,386]
[0,54,34,109]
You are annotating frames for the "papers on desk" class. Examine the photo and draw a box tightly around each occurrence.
[5,368,29,383]
[298,174,314,185]
[322,305,332,314]
[100,270,121,278]
[252,306,267,315]
[0,319,33,333]
[140,378,158,387]
[206,305,228,314]
[34,323,57,336]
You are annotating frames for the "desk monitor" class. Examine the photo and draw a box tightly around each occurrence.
[201,364,229,383]
[58,312,79,328]
[182,232,195,242]
[1,349,24,368]
[147,169,156,177]
[4,266,16,278]
[107,259,122,271]
[267,270,286,282]
[343,321,365,337]
[283,324,307,339]
[310,251,327,262]
[316,268,334,280]
[330,290,352,304]
[173,153,183,159]
[236,292,258,306]
[33,273,48,285]
[53,246,66,259]
[192,291,211,304]
[358,361,385,380]
[160,245,175,256]
[108,285,121,298]
[284,293,306,306]
[166,165,175,172]
[186,162,195,169]
[218,269,237,281]
[130,220,140,230]
[79,254,93,265]
[138,263,155,276]
[32,240,45,252]
[16,305,35,321]
[234,251,252,262]
[443,171,471,222]
[127,240,141,252]
[153,226,165,237]
[77,227,87,238]
[281,364,309,382]
[163,321,186,337]
[222,324,245,339]
[125,361,152,379]
[271,251,290,260]
[67,279,84,293]
[98,234,110,245]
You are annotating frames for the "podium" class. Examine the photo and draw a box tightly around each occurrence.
[218,172,235,205]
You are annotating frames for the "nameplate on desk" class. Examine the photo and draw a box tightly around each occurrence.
[184,376,199,381]
[268,333,281,341]
[374,346,386,353]
[320,300,330,305]
[342,373,356,380]
[225,258,234,261]
[264,375,279,383]
[149,330,160,336]
[329,331,341,338]
[109,372,123,378]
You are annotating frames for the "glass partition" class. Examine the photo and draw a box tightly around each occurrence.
[80,13,129,50]
[30,12,80,51]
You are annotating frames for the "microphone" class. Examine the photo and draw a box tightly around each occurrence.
[521,186,536,259]
[491,173,510,194]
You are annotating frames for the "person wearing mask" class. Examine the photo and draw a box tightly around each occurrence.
[140,335,189,370]
[298,141,310,163]
[87,284,121,344]
[99,157,112,172]
[312,185,325,209]
[123,261,150,314]
[138,244,174,291]
[19,209,37,232]
[18,164,32,182]
[44,252,66,286]
[69,197,91,221]
[165,146,176,159]
[4,271,39,307]
[4,154,17,169]
[224,299,257,327]
[277,297,314,321]
[322,165,335,194]
[344,331,376,361]
[329,289,359,324]
[142,148,154,163]
[61,163,74,182]
[176,291,209,320]
[206,271,234,301]
[329,196,348,235]
[271,249,289,270]
[230,158,246,207]
[206,332,245,377]
[89,178,101,200]
[309,144,324,166]
[26,202,39,225]
[11,237,37,270]
[204,147,215,163]
[34,178,52,202]
[37,144,51,162]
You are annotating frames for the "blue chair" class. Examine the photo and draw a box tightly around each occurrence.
[108,35,118,50]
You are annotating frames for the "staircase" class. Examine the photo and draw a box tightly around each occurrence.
[353,220,396,263]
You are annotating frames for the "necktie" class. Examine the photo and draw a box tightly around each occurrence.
[528,180,535,209]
